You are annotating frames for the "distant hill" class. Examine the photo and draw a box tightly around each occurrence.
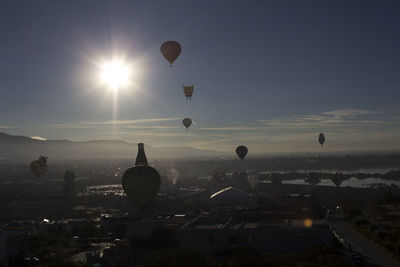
[0,132,224,160]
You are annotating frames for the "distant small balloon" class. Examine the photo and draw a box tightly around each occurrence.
[236,146,248,160]
[30,155,48,179]
[183,118,192,130]
[182,85,194,100]
[160,41,182,67]
[331,171,344,187]
[318,133,325,146]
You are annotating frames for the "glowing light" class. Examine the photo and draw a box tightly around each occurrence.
[304,218,313,228]
[100,60,131,90]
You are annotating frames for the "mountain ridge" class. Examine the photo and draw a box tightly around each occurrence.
[0,132,224,160]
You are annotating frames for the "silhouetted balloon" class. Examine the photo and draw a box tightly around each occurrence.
[30,155,48,179]
[160,41,181,67]
[122,166,161,209]
[331,171,344,187]
[182,85,194,100]
[236,146,248,160]
[318,133,325,146]
[183,118,192,130]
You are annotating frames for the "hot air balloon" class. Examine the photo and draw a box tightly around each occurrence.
[318,133,325,146]
[182,85,194,100]
[30,155,48,179]
[160,41,181,67]
[122,166,161,209]
[182,118,192,130]
[331,171,345,187]
[122,143,161,209]
[236,146,248,160]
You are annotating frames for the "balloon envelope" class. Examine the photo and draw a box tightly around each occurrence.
[183,118,192,129]
[122,166,161,209]
[30,155,48,179]
[331,171,345,187]
[160,41,181,66]
[318,133,325,146]
[236,146,248,160]
[182,85,194,100]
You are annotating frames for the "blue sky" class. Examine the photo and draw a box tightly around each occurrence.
[0,0,399,153]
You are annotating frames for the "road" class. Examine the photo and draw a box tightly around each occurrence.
[330,216,400,267]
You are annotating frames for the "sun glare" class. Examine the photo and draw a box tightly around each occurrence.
[100,60,131,90]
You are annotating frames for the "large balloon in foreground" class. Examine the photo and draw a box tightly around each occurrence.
[122,143,161,209]
[30,155,48,179]
[183,118,192,130]
[318,133,325,146]
[122,166,161,209]
[236,146,248,160]
[160,41,181,67]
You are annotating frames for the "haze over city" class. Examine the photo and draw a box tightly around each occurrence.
[1,1,400,267]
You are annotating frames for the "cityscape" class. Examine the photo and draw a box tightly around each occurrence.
[1,1,400,267]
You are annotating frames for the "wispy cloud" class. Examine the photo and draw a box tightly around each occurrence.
[51,124,98,129]
[31,136,47,141]
[48,118,181,129]
[323,108,377,118]
[0,125,14,129]
[22,109,400,153]
[124,125,180,129]
[82,118,180,125]
[187,108,400,152]
[258,108,391,130]
[121,132,188,137]
[197,126,263,131]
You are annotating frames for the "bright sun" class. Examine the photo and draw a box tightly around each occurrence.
[100,60,131,90]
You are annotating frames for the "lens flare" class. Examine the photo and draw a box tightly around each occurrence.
[100,60,131,90]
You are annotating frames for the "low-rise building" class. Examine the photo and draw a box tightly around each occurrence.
[179,216,331,254]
